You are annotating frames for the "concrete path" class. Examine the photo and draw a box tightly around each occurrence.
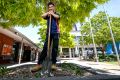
[7,58,120,75]
[6,58,120,80]
[59,58,120,75]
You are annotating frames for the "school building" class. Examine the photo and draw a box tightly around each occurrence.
[0,27,40,64]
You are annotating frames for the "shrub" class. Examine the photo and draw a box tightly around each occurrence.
[98,54,117,62]
[0,66,9,76]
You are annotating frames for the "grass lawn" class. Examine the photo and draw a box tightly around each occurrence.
[105,61,118,65]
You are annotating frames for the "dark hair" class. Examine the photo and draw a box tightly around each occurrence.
[47,2,55,7]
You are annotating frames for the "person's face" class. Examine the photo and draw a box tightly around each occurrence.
[48,4,55,11]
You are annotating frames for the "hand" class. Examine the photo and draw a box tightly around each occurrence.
[48,10,54,15]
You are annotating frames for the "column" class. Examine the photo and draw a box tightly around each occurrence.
[69,48,72,58]
[75,46,78,57]
[18,38,23,64]
[35,51,39,62]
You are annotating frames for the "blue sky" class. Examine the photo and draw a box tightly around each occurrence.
[15,26,40,43]
[91,0,120,17]
[15,0,120,43]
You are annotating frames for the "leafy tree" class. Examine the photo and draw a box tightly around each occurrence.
[0,0,42,27]
[36,42,43,48]
[60,32,75,47]
[0,0,108,29]
[80,22,92,45]
[80,11,120,54]
[111,17,120,41]
[91,12,120,47]
[91,11,109,46]
[0,0,108,48]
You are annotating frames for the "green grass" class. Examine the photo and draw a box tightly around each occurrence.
[61,63,84,76]
[105,61,118,65]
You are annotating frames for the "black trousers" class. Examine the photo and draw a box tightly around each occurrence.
[38,33,59,64]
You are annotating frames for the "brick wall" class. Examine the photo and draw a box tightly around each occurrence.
[0,33,14,56]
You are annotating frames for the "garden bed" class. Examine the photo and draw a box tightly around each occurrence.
[0,63,94,80]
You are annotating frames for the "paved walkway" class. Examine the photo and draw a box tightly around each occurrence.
[6,58,120,80]
[7,58,120,75]
[36,75,120,80]
[59,58,120,75]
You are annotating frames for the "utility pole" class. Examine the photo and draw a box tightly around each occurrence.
[89,18,98,62]
[80,23,86,60]
[103,6,120,65]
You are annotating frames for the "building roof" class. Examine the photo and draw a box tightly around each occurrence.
[0,26,40,50]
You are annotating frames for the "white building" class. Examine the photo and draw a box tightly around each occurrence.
[60,24,81,58]
[60,24,101,58]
